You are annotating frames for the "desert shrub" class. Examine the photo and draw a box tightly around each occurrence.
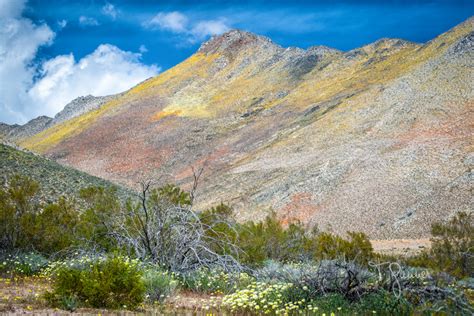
[46,255,145,309]
[181,267,253,294]
[313,231,374,265]
[0,252,49,276]
[0,174,81,255]
[210,210,374,267]
[0,174,40,251]
[430,211,473,278]
[142,267,179,303]
[32,198,79,254]
[236,212,314,265]
[78,186,121,251]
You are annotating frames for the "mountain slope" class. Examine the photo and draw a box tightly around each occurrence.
[18,18,474,238]
[0,143,130,203]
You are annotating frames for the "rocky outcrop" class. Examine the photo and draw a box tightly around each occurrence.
[0,123,16,137]
[4,94,118,142]
[52,94,118,125]
[6,116,53,141]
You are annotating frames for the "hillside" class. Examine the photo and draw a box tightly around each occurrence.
[0,143,130,203]
[15,17,474,239]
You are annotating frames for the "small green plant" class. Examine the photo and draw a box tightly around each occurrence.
[60,295,79,312]
[354,290,413,315]
[307,293,350,314]
[46,255,145,309]
[142,267,179,303]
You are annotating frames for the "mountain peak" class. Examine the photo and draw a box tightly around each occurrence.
[306,45,341,57]
[198,29,279,55]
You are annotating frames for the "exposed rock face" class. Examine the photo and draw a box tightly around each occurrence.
[17,17,474,239]
[0,123,16,138]
[52,94,118,125]
[6,116,53,141]
[4,94,118,141]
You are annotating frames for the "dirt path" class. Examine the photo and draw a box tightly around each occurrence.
[371,238,431,256]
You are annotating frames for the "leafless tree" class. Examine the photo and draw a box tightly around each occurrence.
[110,179,242,273]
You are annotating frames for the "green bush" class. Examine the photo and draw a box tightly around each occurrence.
[313,231,374,264]
[46,255,145,309]
[430,211,473,278]
[200,208,375,267]
[32,198,79,254]
[78,186,121,251]
[236,212,314,265]
[0,174,80,255]
[0,174,40,251]
[142,267,179,303]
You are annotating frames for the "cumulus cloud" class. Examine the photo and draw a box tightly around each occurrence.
[190,19,230,41]
[28,44,159,117]
[146,11,230,43]
[0,0,160,124]
[0,0,27,18]
[79,15,99,26]
[147,11,188,33]
[0,0,54,123]
[102,2,118,20]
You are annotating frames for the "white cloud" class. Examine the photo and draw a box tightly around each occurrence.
[147,11,188,33]
[79,15,99,26]
[28,44,160,119]
[0,0,27,19]
[0,0,54,124]
[145,11,230,43]
[102,2,118,20]
[139,44,148,53]
[57,19,67,29]
[190,19,230,42]
[0,1,160,124]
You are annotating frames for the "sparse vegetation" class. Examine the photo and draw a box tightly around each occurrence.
[1,172,472,314]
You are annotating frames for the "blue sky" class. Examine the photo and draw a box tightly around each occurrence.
[1,0,473,124]
[28,0,474,69]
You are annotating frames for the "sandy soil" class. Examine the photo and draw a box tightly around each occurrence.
[0,276,220,315]
[371,238,431,256]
